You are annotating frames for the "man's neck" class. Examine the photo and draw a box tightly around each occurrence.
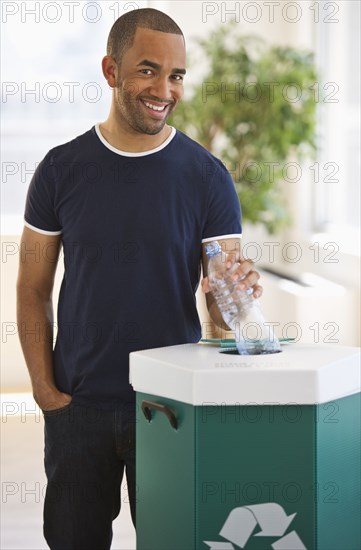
[99,119,172,153]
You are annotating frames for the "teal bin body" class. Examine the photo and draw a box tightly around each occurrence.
[130,343,361,550]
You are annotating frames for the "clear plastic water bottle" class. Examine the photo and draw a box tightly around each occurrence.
[205,240,281,355]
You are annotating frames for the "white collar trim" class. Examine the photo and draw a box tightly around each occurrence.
[95,123,176,157]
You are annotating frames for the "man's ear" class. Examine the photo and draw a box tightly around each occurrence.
[101,56,117,88]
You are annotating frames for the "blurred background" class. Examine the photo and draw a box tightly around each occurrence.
[1,1,360,548]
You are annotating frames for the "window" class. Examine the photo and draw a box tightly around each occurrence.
[1,1,146,234]
[313,0,360,250]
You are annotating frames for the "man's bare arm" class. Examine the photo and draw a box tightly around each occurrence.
[16,226,71,410]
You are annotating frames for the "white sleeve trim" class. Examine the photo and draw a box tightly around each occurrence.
[24,220,62,236]
[202,233,242,244]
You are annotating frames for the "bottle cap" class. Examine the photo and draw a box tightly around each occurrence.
[205,241,222,257]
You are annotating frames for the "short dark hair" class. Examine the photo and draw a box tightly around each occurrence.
[107,8,184,64]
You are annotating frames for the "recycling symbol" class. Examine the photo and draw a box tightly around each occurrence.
[204,503,307,549]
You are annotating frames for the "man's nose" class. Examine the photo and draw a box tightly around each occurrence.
[148,76,173,101]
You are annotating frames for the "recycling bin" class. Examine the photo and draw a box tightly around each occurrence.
[129,343,360,550]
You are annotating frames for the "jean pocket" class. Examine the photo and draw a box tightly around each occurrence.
[42,402,74,417]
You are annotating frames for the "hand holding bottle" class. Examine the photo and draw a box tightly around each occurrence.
[204,241,281,355]
[201,251,262,299]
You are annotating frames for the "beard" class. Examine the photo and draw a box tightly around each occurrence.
[114,79,175,136]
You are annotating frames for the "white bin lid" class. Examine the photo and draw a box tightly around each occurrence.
[129,343,360,405]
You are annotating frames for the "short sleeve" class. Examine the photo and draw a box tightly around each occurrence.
[24,153,62,235]
[202,158,242,243]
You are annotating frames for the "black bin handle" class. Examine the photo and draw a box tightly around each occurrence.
[141,400,178,430]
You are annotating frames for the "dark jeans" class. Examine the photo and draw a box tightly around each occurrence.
[43,402,136,550]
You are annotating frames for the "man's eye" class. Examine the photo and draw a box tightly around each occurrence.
[172,75,184,81]
[139,69,152,75]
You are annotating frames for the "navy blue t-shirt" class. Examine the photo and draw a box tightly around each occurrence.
[24,125,242,407]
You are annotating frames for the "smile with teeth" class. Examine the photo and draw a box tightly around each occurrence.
[142,100,168,112]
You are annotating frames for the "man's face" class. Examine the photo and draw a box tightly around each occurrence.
[113,27,186,136]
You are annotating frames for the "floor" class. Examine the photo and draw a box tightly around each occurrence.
[1,393,136,550]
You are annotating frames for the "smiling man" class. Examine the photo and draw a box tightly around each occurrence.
[101,24,186,146]
[17,8,261,550]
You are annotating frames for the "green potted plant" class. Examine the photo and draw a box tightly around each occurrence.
[170,23,318,234]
